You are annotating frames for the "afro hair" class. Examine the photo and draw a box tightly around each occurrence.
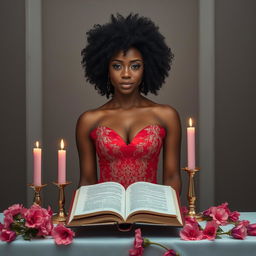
[81,13,174,99]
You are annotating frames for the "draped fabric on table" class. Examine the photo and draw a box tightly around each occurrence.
[1,213,256,256]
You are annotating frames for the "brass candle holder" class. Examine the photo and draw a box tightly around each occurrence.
[52,181,71,224]
[182,167,203,220]
[28,184,47,206]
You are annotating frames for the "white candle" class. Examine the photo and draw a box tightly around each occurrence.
[58,139,66,184]
[187,118,196,169]
[33,141,42,186]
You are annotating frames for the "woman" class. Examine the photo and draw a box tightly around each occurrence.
[76,13,181,194]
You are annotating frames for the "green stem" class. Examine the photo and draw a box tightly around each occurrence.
[148,241,170,251]
[218,231,231,235]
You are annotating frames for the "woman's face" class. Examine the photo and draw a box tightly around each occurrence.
[108,47,144,94]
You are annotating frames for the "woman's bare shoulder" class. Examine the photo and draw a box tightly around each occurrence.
[152,103,178,116]
[152,103,181,127]
[76,108,105,132]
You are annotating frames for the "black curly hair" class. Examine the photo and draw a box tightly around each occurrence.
[81,13,174,99]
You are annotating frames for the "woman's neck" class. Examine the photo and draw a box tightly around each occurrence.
[110,91,144,110]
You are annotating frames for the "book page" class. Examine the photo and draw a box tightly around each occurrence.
[125,182,177,218]
[73,182,126,218]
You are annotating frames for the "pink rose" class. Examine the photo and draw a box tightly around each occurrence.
[181,206,188,215]
[203,202,232,220]
[180,222,203,241]
[202,206,214,217]
[247,223,256,236]
[129,228,144,256]
[231,224,247,239]
[209,207,229,225]
[38,218,53,237]
[218,202,230,213]
[24,205,53,236]
[163,249,178,256]
[129,248,143,256]
[217,203,241,222]
[239,220,250,227]
[0,229,16,242]
[202,220,219,240]
[229,211,240,222]
[3,214,14,229]
[184,216,198,225]
[3,204,25,217]
[52,224,75,245]
[47,206,53,216]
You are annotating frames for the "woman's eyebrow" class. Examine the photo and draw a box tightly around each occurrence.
[111,59,143,63]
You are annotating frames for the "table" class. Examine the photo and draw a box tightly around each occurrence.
[0,212,256,256]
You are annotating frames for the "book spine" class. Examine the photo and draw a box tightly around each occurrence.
[116,223,134,232]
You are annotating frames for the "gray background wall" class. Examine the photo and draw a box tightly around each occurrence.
[0,0,255,213]
[0,0,27,208]
[215,0,256,211]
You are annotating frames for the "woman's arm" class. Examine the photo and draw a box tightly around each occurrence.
[76,111,98,187]
[161,105,182,194]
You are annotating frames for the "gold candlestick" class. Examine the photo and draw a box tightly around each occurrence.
[52,181,71,224]
[28,184,47,206]
[182,167,202,220]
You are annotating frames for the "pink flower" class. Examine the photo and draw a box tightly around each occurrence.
[180,222,203,241]
[47,206,53,216]
[39,218,53,237]
[202,220,219,240]
[229,211,240,222]
[0,229,16,242]
[218,202,231,213]
[215,203,241,222]
[163,249,178,256]
[129,248,143,256]
[203,202,232,221]
[239,220,250,227]
[3,204,25,217]
[231,224,247,239]
[247,223,256,236]
[3,214,14,229]
[129,228,144,256]
[209,207,229,225]
[202,206,214,216]
[181,206,188,215]
[24,205,53,236]
[52,224,75,245]
[184,216,198,225]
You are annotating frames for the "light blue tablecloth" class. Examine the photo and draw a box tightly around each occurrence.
[0,212,256,256]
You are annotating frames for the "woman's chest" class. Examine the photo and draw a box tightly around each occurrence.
[96,108,164,145]
[90,125,166,159]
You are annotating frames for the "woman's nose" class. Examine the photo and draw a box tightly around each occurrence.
[121,66,131,78]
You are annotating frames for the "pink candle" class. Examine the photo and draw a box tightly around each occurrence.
[58,139,66,184]
[187,118,196,169]
[33,141,42,186]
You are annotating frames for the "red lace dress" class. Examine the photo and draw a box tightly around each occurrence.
[90,124,166,188]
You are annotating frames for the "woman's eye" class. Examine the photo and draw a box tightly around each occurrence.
[112,64,122,70]
[131,64,141,70]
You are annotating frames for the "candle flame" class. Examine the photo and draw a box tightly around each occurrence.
[60,139,64,150]
[36,141,39,148]
[189,118,193,127]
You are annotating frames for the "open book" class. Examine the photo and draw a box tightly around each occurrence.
[67,181,183,227]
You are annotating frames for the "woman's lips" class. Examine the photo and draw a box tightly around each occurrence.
[120,83,134,89]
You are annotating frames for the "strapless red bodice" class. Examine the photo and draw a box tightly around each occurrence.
[90,124,166,188]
